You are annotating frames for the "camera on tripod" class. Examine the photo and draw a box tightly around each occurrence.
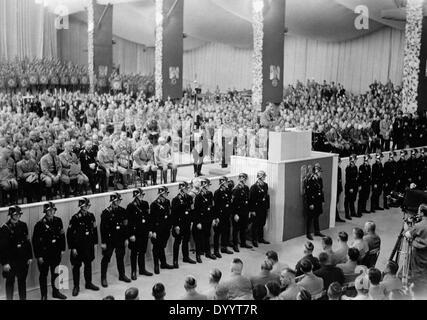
[387,189,427,226]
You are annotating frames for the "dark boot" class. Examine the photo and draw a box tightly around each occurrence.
[193,164,198,177]
[196,255,202,263]
[138,255,153,276]
[52,289,67,300]
[152,171,157,185]
[172,168,177,183]
[162,170,168,184]
[100,261,108,288]
[153,250,160,274]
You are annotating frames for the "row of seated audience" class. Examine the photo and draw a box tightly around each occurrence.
[102,221,417,300]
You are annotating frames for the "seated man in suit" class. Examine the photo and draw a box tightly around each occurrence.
[298,259,324,297]
[337,247,360,275]
[133,134,158,186]
[222,258,253,300]
[40,146,62,200]
[249,259,280,288]
[314,252,345,291]
[155,136,177,183]
[59,141,89,197]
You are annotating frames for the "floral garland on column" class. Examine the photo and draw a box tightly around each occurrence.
[155,0,164,100]
[252,1,264,110]
[402,0,423,114]
[87,0,95,94]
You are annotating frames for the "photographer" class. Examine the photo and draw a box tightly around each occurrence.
[404,203,427,298]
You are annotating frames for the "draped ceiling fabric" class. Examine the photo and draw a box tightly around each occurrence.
[0,0,57,60]
[6,0,409,92]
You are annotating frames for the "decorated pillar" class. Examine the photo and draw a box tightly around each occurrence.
[155,0,184,101]
[417,15,427,114]
[402,0,423,114]
[252,0,286,111]
[87,0,113,93]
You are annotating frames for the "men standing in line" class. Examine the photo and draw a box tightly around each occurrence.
[171,182,196,268]
[126,188,153,280]
[100,192,131,287]
[344,155,358,219]
[357,155,371,216]
[195,178,217,260]
[395,150,407,193]
[249,171,271,247]
[32,202,67,300]
[0,206,33,300]
[150,186,174,274]
[383,152,397,209]
[232,173,252,251]
[213,176,234,256]
[305,166,326,240]
[67,197,100,297]
[370,153,384,213]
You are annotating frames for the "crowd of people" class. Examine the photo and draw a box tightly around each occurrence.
[108,220,422,300]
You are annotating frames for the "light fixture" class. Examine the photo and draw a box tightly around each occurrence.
[253,0,264,13]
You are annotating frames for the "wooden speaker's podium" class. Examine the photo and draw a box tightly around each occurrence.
[231,129,338,243]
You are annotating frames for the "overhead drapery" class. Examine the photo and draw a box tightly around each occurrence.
[284,27,405,93]
[0,0,57,60]
[113,36,155,75]
[113,26,404,94]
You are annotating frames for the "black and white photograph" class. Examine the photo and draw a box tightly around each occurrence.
[0,0,427,307]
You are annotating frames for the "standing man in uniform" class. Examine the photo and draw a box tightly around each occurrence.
[67,197,100,297]
[213,176,234,257]
[0,206,33,300]
[194,178,217,260]
[32,202,67,300]
[100,192,131,287]
[396,150,407,193]
[171,182,196,268]
[383,152,397,209]
[126,188,153,280]
[370,153,384,213]
[232,173,252,251]
[249,171,271,247]
[357,155,371,216]
[336,157,345,223]
[305,166,326,240]
[150,186,174,274]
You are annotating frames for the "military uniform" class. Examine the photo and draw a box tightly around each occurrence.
[249,175,270,245]
[383,153,397,209]
[40,153,62,200]
[79,147,104,193]
[213,178,233,255]
[193,180,216,260]
[232,175,252,250]
[32,203,66,299]
[59,150,89,196]
[344,159,358,218]
[100,193,130,286]
[67,198,99,296]
[133,144,158,185]
[305,171,324,238]
[97,146,116,191]
[113,138,132,188]
[395,151,407,193]
[370,155,384,212]
[16,158,40,203]
[0,154,18,205]
[357,157,371,216]
[0,207,33,300]
[126,189,153,278]
[150,188,173,274]
[171,183,196,267]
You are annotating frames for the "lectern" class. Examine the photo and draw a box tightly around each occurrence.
[231,129,338,243]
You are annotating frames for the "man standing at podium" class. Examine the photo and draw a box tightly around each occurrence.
[305,166,325,240]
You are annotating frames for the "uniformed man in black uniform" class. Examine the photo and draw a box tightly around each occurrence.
[413,149,424,189]
[171,182,196,268]
[249,171,271,247]
[396,150,407,193]
[213,176,234,256]
[150,186,174,274]
[408,149,419,188]
[126,188,153,280]
[357,155,371,216]
[344,155,358,219]
[232,173,252,251]
[305,165,326,240]
[420,149,427,190]
[67,197,100,297]
[383,152,397,209]
[100,192,131,287]
[0,206,33,300]
[336,157,345,222]
[194,178,217,260]
[32,202,67,300]
[370,153,384,213]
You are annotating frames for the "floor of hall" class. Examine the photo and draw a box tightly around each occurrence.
[22,207,403,300]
